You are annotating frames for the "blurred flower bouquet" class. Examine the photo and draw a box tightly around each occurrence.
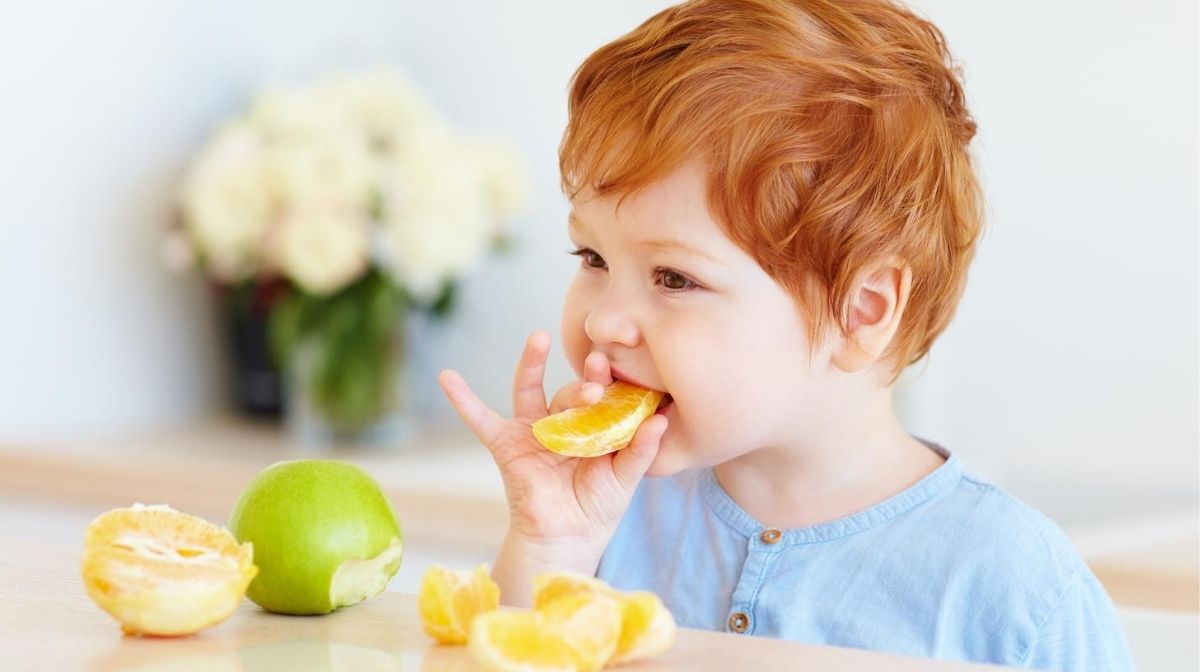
[169,70,526,439]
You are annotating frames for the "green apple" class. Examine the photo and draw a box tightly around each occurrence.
[228,460,403,615]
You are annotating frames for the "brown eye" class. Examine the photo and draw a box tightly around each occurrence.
[569,247,607,270]
[661,271,687,289]
[655,268,696,292]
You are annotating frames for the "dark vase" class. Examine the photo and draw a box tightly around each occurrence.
[218,280,287,419]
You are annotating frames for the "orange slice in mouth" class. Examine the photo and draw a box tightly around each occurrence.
[532,382,664,458]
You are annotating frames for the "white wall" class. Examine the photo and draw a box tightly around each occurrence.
[896,0,1199,506]
[0,2,1195,510]
[0,0,673,439]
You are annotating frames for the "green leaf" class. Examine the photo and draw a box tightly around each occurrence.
[268,270,401,433]
[267,289,305,369]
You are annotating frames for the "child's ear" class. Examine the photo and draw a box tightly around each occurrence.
[831,258,912,374]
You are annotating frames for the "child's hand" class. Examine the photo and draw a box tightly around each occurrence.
[437,331,668,590]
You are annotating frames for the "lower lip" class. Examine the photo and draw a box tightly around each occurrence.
[655,398,673,415]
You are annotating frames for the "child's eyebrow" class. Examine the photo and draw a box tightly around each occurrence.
[636,238,728,266]
[569,212,727,266]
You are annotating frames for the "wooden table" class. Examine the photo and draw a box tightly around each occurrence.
[0,417,1191,669]
[0,537,1003,671]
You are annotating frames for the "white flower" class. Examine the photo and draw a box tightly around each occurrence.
[274,203,370,296]
[249,86,347,143]
[266,135,376,212]
[316,70,435,154]
[375,130,493,301]
[260,136,376,295]
[177,69,529,297]
[179,121,275,283]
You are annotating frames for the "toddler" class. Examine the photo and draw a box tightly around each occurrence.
[439,1,1133,668]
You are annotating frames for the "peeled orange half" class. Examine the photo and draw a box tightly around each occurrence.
[419,564,501,644]
[81,504,257,637]
[532,382,664,457]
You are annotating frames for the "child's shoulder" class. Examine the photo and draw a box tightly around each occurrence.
[921,471,1130,665]
[911,465,1106,619]
[939,470,1085,574]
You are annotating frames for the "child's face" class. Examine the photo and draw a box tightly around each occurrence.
[561,160,834,477]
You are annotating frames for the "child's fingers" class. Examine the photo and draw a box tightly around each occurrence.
[511,331,551,420]
[610,415,668,493]
[439,369,504,449]
[580,381,604,405]
[583,351,613,386]
[547,380,604,415]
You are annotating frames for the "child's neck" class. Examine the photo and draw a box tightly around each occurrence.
[712,385,944,531]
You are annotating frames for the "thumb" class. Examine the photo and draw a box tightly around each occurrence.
[610,415,668,493]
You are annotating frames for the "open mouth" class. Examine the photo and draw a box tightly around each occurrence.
[655,394,674,415]
[608,365,671,414]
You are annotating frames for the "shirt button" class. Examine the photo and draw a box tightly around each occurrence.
[728,611,750,633]
[760,529,782,544]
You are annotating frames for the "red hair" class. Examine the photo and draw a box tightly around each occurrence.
[559,0,983,378]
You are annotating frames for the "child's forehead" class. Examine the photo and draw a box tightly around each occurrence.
[568,160,722,241]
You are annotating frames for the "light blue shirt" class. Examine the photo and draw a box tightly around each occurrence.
[597,444,1134,670]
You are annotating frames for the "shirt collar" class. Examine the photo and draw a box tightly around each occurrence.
[698,440,963,545]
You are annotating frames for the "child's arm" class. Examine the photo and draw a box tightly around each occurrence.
[437,331,668,606]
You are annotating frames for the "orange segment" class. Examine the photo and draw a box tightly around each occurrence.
[536,593,623,671]
[419,563,501,644]
[465,597,624,672]
[532,571,677,666]
[611,591,677,664]
[531,572,616,610]
[81,504,257,637]
[469,607,613,672]
[532,382,664,457]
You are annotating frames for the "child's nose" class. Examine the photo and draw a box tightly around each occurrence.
[583,293,641,348]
